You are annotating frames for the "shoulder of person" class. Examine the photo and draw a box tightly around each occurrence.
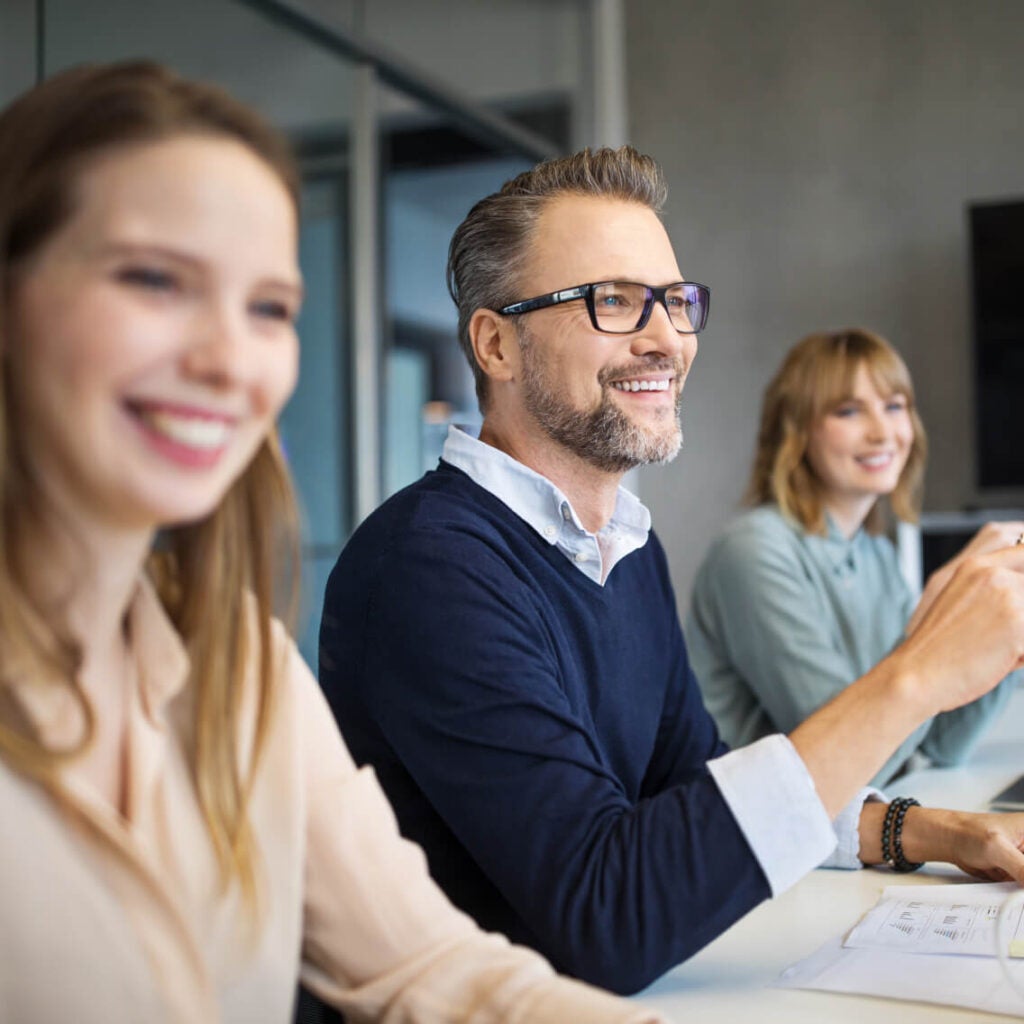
[351,465,518,551]
[707,505,805,564]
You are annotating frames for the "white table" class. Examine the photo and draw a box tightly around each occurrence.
[633,686,1024,1021]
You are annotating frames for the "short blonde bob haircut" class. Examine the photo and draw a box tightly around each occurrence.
[745,328,927,535]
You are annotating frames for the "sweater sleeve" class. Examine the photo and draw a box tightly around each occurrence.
[291,646,666,1023]
[322,525,782,995]
[687,517,926,786]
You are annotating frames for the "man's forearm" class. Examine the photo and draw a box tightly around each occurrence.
[856,801,965,866]
[789,652,931,817]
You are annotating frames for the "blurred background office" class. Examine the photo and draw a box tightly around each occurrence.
[3,0,1022,667]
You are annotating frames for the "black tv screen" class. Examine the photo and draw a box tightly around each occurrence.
[971,198,1024,489]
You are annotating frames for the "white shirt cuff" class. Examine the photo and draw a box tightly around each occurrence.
[821,786,885,868]
[707,734,837,896]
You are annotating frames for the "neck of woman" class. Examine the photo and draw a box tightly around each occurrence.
[823,495,877,540]
[14,506,153,660]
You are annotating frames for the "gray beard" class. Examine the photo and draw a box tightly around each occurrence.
[519,332,684,474]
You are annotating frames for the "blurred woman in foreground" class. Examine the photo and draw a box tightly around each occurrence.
[0,60,660,1023]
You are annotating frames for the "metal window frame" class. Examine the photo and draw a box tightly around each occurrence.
[235,0,561,522]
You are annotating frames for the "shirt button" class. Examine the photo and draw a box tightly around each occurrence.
[543,524,557,539]
[561,506,572,521]
[574,551,588,563]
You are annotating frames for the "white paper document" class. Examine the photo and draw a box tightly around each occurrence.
[844,883,1024,957]
[777,882,1024,1018]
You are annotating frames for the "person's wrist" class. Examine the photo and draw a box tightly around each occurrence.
[857,800,888,864]
[875,653,936,723]
[897,805,960,865]
[882,798,924,872]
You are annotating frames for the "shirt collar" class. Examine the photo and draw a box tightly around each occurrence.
[820,512,866,574]
[129,573,192,721]
[441,425,650,584]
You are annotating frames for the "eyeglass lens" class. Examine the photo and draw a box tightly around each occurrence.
[592,282,707,334]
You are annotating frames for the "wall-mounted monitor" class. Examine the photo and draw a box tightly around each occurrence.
[970,198,1024,489]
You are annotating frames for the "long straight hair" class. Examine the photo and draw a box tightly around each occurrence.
[0,61,301,909]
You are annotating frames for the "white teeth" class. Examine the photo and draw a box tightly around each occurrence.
[612,379,670,392]
[141,410,232,449]
[858,453,892,468]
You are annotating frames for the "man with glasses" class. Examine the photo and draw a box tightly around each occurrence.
[320,146,1024,995]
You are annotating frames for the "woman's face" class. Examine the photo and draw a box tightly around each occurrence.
[805,362,914,516]
[8,134,301,536]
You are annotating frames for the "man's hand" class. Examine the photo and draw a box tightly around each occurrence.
[907,521,1024,636]
[792,544,1024,817]
[860,802,1024,884]
[896,544,1024,715]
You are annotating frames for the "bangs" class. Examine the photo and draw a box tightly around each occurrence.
[811,332,915,419]
[748,326,926,532]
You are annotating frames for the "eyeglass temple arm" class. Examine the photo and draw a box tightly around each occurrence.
[500,285,590,315]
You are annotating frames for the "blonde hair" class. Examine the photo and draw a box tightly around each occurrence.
[746,328,927,534]
[0,61,301,909]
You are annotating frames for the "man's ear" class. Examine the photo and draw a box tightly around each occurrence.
[469,308,521,384]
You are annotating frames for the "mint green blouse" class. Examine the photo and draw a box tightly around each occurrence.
[686,505,1016,787]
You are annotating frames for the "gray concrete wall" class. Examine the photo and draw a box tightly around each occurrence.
[0,0,36,106]
[361,0,582,110]
[627,0,1024,612]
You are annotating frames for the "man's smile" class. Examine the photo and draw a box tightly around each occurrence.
[610,377,672,393]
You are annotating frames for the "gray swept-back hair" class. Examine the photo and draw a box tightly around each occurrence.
[446,145,667,411]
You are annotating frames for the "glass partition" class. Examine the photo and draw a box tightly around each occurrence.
[286,177,351,661]
[38,0,552,668]
[379,82,532,496]
[42,0,357,666]
[41,0,355,136]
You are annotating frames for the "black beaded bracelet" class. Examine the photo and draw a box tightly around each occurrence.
[882,796,923,873]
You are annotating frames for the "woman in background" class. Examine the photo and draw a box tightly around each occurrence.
[0,60,660,1023]
[687,328,1020,787]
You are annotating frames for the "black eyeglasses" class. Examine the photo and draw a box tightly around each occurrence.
[498,280,710,335]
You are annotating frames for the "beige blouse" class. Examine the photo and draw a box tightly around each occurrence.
[0,578,666,1023]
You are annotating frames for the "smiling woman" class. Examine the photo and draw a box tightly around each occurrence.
[10,133,301,530]
[686,328,1023,787]
[0,61,662,1023]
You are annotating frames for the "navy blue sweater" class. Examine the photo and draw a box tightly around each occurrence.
[320,463,770,994]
